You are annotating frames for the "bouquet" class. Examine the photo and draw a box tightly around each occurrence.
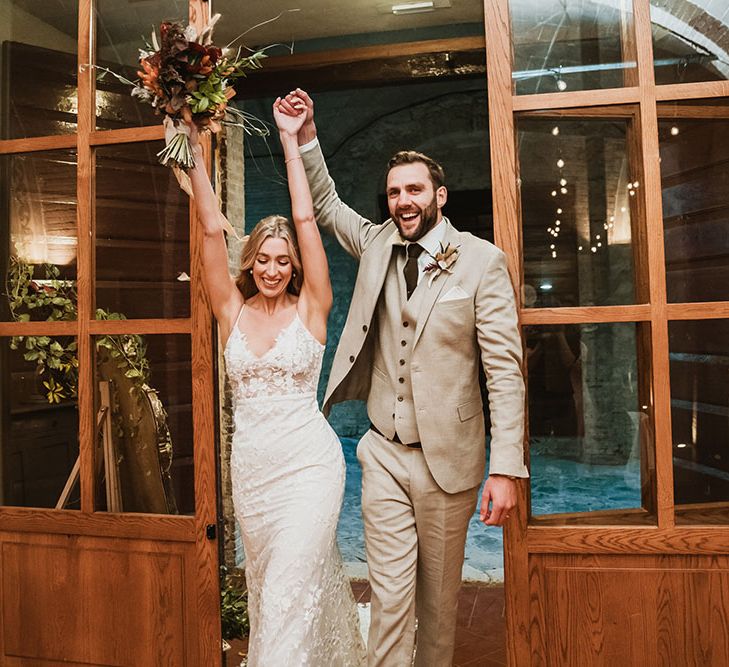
[98,13,269,171]
[137,14,268,170]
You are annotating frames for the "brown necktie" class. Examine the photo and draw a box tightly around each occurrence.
[403,244,423,300]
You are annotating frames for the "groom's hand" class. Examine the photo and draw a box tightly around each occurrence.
[283,88,316,146]
[480,475,517,526]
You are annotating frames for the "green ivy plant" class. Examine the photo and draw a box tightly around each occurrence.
[6,257,149,403]
[220,572,250,641]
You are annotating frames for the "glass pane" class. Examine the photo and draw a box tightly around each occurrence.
[651,0,729,86]
[94,0,188,129]
[671,319,729,524]
[518,113,641,307]
[0,335,79,509]
[1,149,78,322]
[93,334,192,514]
[659,98,729,303]
[528,322,654,522]
[2,1,78,139]
[94,142,190,319]
[511,0,637,95]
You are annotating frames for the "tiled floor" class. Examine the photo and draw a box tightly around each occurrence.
[227,582,506,666]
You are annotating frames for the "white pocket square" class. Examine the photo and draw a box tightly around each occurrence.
[438,285,469,302]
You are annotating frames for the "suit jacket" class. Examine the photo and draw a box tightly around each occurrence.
[303,143,528,493]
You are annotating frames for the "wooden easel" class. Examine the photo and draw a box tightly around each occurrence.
[56,380,123,511]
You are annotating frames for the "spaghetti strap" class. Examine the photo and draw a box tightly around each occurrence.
[233,302,245,331]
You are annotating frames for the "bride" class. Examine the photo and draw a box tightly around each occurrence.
[187,96,366,665]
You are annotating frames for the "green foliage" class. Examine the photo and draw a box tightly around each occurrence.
[220,574,249,641]
[6,257,149,403]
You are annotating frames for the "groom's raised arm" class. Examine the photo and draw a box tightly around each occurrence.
[283,89,380,260]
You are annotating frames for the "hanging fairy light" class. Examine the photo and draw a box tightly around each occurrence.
[546,124,568,260]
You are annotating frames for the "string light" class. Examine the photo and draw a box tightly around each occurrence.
[670,126,679,136]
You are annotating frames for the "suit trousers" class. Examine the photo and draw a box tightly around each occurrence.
[357,429,479,666]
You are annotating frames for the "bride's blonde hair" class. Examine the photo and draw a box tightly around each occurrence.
[235,215,303,299]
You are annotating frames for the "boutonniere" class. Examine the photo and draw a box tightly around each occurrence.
[423,242,460,286]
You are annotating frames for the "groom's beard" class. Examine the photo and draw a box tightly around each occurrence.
[393,196,439,242]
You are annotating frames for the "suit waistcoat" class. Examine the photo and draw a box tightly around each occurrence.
[368,245,426,444]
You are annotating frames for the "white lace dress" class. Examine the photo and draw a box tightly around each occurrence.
[225,306,366,666]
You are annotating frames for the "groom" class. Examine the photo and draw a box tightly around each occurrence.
[283,89,528,666]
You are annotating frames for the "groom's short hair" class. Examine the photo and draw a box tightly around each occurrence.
[387,151,446,189]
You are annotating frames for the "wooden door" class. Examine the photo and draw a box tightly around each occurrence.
[485,0,729,664]
[0,0,221,664]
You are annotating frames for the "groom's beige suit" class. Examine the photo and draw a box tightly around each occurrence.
[301,141,527,666]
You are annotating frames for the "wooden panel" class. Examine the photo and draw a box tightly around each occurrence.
[0,510,194,542]
[656,80,729,101]
[520,304,650,325]
[513,87,641,111]
[188,3,221,665]
[262,36,485,71]
[76,0,94,514]
[89,126,165,146]
[531,554,729,666]
[0,322,77,336]
[633,0,674,528]
[88,319,191,335]
[0,535,192,665]
[666,302,729,321]
[484,1,530,666]
[528,526,729,554]
[0,135,77,156]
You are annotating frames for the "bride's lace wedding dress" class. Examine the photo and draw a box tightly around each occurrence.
[225,305,366,666]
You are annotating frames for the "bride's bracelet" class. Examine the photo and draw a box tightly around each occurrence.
[285,155,303,164]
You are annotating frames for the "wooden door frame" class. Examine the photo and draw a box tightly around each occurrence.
[0,0,220,663]
[484,0,729,664]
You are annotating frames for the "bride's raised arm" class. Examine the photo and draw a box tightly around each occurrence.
[188,128,242,337]
[273,96,333,337]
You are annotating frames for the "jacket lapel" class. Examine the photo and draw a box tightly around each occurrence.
[360,226,402,315]
[412,221,460,348]
[324,225,400,405]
